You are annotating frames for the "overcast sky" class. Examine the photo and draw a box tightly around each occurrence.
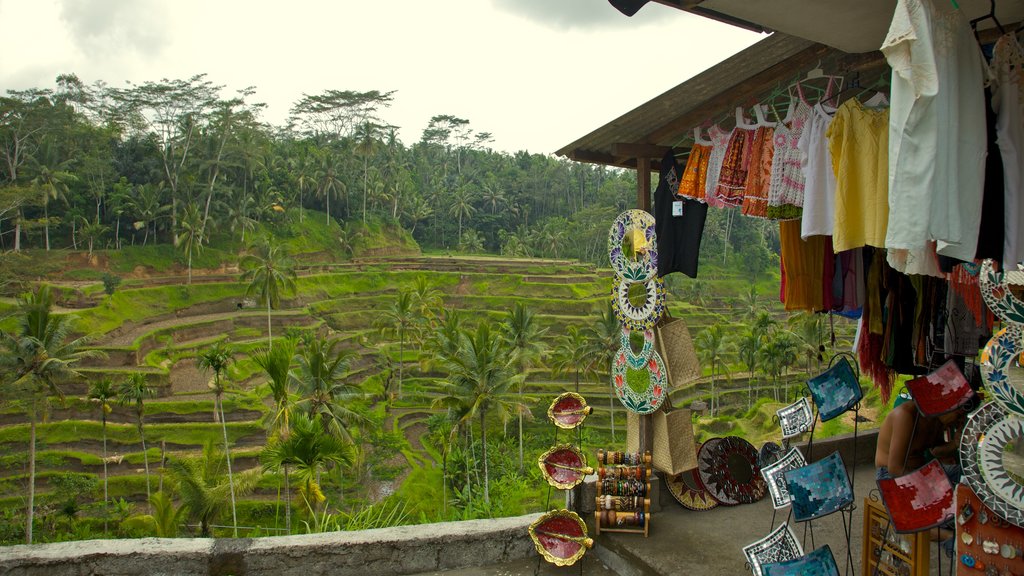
[0,0,763,154]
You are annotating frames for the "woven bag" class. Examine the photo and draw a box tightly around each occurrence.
[651,408,697,475]
[655,313,700,388]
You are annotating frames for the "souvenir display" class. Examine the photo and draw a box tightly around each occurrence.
[978,414,1024,512]
[611,346,668,414]
[528,509,593,567]
[696,436,767,506]
[537,444,593,490]
[776,397,813,438]
[762,545,839,576]
[806,357,863,422]
[665,467,719,511]
[981,326,1024,419]
[611,276,666,331]
[876,459,954,533]
[758,441,783,468]
[784,451,853,522]
[619,326,655,369]
[742,522,804,576]
[546,392,592,429]
[595,449,652,536]
[760,447,807,510]
[904,359,975,416]
[955,484,1024,575]
[608,209,658,282]
[961,402,1024,528]
[979,259,1024,325]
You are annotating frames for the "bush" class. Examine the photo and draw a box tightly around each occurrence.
[102,272,121,296]
[119,514,156,537]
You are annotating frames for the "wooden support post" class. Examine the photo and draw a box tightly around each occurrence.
[636,157,651,212]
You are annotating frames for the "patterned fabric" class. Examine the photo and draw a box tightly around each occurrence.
[704,125,733,200]
[742,126,775,218]
[767,101,813,220]
[713,126,755,208]
[677,143,711,202]
[785,451,854,522]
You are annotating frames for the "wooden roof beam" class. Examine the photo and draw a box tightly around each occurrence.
[612,142,672,159]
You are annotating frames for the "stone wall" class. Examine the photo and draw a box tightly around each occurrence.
[0,514,542,576]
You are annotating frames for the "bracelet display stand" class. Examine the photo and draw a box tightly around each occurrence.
[594,450,651,537]
[862,495,930,576]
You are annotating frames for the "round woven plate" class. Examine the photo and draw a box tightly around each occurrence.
[665,444,719,512]
[696,436,767,506]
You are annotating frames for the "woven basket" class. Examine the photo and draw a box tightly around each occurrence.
[655,315,700,388]
[651,408,697,475]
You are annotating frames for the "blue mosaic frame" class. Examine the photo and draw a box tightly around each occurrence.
[763,545,839,576]
[784,451,853,522]
[806,358,862,422]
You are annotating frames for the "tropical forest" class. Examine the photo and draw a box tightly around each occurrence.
[0,74,890,545]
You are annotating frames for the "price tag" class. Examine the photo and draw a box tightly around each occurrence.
[672,201,684,217]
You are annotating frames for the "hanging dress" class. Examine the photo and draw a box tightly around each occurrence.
[741,123,776,219]
[677,131,712,202]
[713,110,758,208]
[798,103,837,239]
[767,100,813,220]
[827,98,890,251]
[992,34,1024,269]
[703,125,733,202]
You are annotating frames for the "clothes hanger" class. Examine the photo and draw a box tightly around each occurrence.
[789,62,845,104]
[735,106,758,130]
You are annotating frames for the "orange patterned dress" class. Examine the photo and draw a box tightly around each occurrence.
[741,126,775,218]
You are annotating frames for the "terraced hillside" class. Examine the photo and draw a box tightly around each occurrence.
[0,252,872,542]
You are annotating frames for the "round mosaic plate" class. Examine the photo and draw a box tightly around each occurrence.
[611,276,666,332]
[979,259,1024,325]
[611,346,667,415]
[960,402,1024,528]
[980,326,1024,419]
[665,444,719,512]
[607,209,658,282]
[696,436,767,506]
[619,325,655,369]
[978,415,1024,513]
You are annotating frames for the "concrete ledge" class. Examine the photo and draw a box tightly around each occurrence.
[0,514,542,576]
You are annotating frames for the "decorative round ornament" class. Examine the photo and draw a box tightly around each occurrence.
[980,326,1024,419]
[665,445,719,512]
[528,509,593,567]
[978,415,1024,513]
[611,276,666,331]
[960,402,1024,528]
[538,444,593,490]
[696,436,767,506]
[611,346,668,414]
[547,392,592,429]
[979,259,1024,325]
[608,209,658,282]
[619,326,655,369]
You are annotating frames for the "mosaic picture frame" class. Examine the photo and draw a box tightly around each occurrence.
[611,347,668,415]
[978,414,1024,513]
[980,326,1024,420]
[960,402,1024,528]
[904,359,975,416]
[777,397,813,438]
[784,451,853,522]
[697,436,767,506]
[760,447,807,510]
[876,459,954,534]
[763,545,840,576]
[611,276,666,332]
[608,209,658,282]
[742,523,804,576]
[806,357,862,422]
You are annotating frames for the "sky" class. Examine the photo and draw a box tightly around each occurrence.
[0,0,763,155]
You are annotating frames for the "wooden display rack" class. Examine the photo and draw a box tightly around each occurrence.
[862,496,930,576]
[594,450,652,537]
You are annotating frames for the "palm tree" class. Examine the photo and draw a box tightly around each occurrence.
[261,413,354,517]
[251,339,298,533]
[294,336,364,441]
[788,312,825,376]
[78,217,108,256]
[500,302,547,469]
[30,160,77,250]
[759,332,800,403]
[735,330,762,409]
[410,275,444,334]
[432,323,526,505]
[150,490,185,537]
[177,202,205,285]
[354,121,382,224]
[240,240,297,350]
[693,324,736,417]
[88,378,116,533]
[168,440,261,537]
[479,182,506,214]
[742,285,760,322]
[314,151,345,225]
[447,184,476,241]
[130,182,168,246]
[0,285,96,543]
[584,303,622,440]
[374,290,416,400]
[196,341,238,537]
[117,372,155,504]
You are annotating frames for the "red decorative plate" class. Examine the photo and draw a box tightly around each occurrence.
[538,444,593,490]
[547,392,593,429]
[528,509,593,566]
[876,459,955,533]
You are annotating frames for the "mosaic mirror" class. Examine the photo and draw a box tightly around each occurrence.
[777,397,813,438]
[806,357,862,422]
[760,447,807,509]
[981,326,1024,419]
[611,345,667,415]
[742,522,804,576]
[960,402,1024,528]
[608,209,658,282]
[979,414,1024,512]
[784,451,853,522]
[876,459,954,533]
[697,436,767,505]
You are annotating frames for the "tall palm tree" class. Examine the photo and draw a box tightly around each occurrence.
[251,338,298,533]
[374,290,416,400]
[260,413,354,517]
[500,302,547,469]
[584,303,622,440]
[117,372,155,504]
[314,151,345,225]
[735,329,762,409]
[0,285,96,543]
[240,240,297,350]
[177,202,205,285]
[169,440,261,537]
[354,121,382,224]
[87,378,116,533]
[693,324,736,417]
[788,311,825,376]
[130,182,168,246]
[447,184,476,241]
[294,336,364,441]
[432,323,526,505]
[410,275,444,334]
[196,341,238,536]
[30,160,77,250]
[759,332,800,403]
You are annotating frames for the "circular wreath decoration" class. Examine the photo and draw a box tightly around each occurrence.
[666,461,720,512]
[611,276,666,332]
[696,436,767,506]
[619,325,655,370]
[608,209,658,282]
[981,326,1024,420]
[611,347,668,414]
[960,402,1024,528]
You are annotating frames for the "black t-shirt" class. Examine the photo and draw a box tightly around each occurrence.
[654,149,708,278]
